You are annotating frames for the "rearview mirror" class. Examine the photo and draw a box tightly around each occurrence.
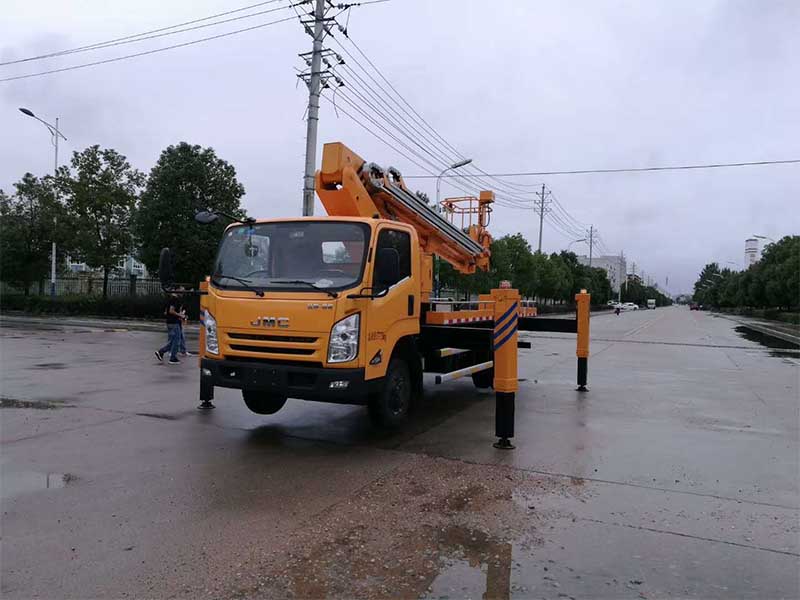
[375,248,400,289]
[194,210,219,225]
[158,247,175,287]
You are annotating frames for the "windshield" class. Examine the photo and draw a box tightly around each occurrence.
[212,221,370,293]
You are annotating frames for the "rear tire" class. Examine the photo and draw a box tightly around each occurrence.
[242,390,287,415]
[368,359,411,429]
[471,368,494,389]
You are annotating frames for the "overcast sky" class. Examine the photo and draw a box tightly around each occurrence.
[2,0,798,293]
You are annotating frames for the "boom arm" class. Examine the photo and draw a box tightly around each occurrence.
[316,142,493,275]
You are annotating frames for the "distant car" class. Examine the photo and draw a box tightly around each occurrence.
[689,303,699,311]
[607,300,618,307]
[622,302,639,311]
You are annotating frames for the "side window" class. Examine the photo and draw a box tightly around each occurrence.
[376,228,411,286]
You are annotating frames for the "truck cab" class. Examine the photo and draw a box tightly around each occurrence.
[199,216,423,425]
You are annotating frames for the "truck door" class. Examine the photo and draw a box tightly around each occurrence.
[364,226,419,381]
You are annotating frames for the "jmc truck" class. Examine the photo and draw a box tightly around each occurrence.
[164,143,590,442]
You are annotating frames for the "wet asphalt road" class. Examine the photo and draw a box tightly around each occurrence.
[1,307,798,599]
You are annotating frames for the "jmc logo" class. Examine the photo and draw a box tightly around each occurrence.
[251,317,289,328]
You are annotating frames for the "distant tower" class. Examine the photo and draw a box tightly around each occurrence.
[744,238,760,267]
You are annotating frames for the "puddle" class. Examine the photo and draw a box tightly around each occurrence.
[735,326,800,358]
[0,397,70,409]
[135,412,179,421]
[423,525,515,600]
[0,468,77,500]
[30,362,68,370]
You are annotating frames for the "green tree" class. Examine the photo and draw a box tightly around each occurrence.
[0,175,69,294]
[135,143,245,285]
[57,146,144,298]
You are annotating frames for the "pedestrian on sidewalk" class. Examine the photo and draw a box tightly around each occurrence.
[154,293,182,365]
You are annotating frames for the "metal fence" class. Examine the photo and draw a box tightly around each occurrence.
[1,276,164,297]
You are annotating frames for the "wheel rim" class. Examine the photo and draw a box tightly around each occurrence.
[387,372,409,416]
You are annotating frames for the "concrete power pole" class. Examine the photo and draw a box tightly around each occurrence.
[301,0,327,216]
[618,250,624,303]
[587,225,595,267]
[534,184,551,253]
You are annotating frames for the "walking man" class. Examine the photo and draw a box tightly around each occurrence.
[178,300,193,357]
[155,293,182,365]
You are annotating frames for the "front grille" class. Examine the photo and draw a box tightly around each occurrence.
[227,332,318,343]
[228,344,314,356]
[224,356,324,369]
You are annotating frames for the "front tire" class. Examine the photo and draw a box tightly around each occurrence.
[471,368,494,389]
[368,359,411,429]
[242,390,287,415]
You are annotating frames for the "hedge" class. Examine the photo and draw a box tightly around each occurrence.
[0,294,200,320]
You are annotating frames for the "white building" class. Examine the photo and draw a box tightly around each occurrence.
[576,254,626,292]
[67,254,148,277]
[744,238,760,267]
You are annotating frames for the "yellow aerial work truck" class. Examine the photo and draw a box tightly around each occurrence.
[160,142,590,447]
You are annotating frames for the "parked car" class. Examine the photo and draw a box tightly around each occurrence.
[689,303,699,311]
[607,300,618,307]
[622,302,639,311]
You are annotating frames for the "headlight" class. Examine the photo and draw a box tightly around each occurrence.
[204,310,219,355]
[327,313,359,363]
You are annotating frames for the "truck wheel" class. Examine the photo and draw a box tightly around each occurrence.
[368,359,411,429]
[471,368,494,389]
[242,390,287,415]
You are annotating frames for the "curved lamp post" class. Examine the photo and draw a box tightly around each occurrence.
[19,107,67,298]
[434,158,472,297]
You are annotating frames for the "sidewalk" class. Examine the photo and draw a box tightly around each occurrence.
[714,312,800,345]
[0,312,199,335]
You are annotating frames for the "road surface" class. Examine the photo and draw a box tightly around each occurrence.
[1,307,798,599]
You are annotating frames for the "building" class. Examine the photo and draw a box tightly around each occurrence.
[576,254,626,293]
[67,254,148,277]
[744,238,760,267]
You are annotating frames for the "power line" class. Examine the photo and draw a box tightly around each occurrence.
[0,15,296,83]
[0,0,290,66]
[404,158,800,178]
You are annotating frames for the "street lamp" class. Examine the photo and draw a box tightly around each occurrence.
[19,107,67,298]
[436,158,473,204]
[752,234,775,243]
[567,238,586,251]
[434,157,472,298]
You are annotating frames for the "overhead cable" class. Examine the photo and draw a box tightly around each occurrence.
[0,15,296,82]
[0,0,291,66]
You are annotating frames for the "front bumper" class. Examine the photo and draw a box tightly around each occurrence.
[200,358,374,405]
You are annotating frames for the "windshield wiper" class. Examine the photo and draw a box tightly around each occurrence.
[269,279,338,298]
[212,274,264,297]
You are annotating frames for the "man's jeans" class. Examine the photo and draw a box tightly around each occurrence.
[159,323,181,361]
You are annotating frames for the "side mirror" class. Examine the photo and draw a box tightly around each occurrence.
[375,248,400,288]
[158,247,175,288]
[195,210,219,225]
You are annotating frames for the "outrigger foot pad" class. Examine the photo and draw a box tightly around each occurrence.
[197,400,216,410]
[493,437,515,450]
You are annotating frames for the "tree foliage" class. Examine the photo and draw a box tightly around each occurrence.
[135,142,245,285]
[438,234,617,305]
[0,175,69,294]
[693,236,800,310]
[57,146,144,298]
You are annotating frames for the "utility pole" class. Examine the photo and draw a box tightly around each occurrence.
[301,0,327,216]
[586,225,595,267]
[534,184,551,253]
[618,250,624,303]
